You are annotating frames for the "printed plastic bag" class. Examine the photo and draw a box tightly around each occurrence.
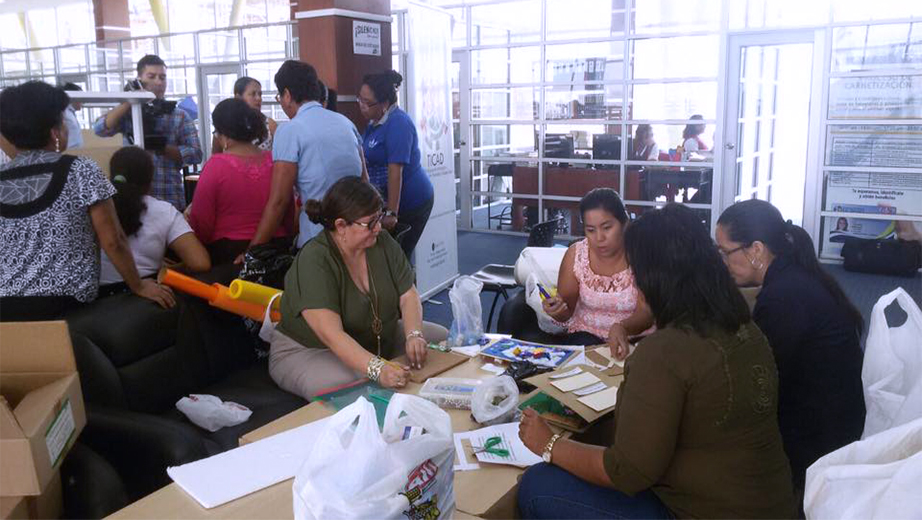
[804,417,922,519]
[448,276,484,347]
[293,394,455,520]
[175,394,252,432]
[862,288,922,438]
[471,375,520,426]
[525,273,567,335]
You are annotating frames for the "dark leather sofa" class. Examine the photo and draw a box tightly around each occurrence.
[61,288,306,518]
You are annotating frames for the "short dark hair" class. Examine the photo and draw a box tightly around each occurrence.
[318,80,338,112]
[137,54,166,75]
[110,146,154,236]
[212,98,267,143]
[273,60,321,103]
[625,203,751,336]
[579,188,628,226]
[61,82,82,92]
[0,81,70,150]
[362,70,402,105]
[305,176,383,229]
[233,76,259,97]
[718,199,864,334]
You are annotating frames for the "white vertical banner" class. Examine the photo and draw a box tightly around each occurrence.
[406,2,459,299]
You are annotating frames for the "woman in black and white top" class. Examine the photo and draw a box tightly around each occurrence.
[0,81,174,321]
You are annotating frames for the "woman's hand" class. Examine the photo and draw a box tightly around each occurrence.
[541,296,569,322]
[382,215,398,231]
[405,336,428,370]
[519,407,555,456]
[378,362,410,389]
[134,279,176,309]
[607,322,630,361]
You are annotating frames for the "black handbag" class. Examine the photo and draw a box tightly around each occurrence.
[841,238,922,277]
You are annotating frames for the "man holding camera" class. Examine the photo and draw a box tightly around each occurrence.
[94,54,202,210]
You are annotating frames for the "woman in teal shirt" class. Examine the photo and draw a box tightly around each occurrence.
[359,70,434,261]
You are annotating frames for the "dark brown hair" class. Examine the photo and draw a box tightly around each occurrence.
[305,176,383,229]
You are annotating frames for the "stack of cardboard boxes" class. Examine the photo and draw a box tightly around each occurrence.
[1,322,86,519]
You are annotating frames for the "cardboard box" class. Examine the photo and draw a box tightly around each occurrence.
[1,321,86,498]
[0,472,63,520]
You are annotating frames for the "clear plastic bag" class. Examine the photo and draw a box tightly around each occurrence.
[525,273,566,335]
[448,276,485,347]
[471,375,520,425]
[175,394,252,432]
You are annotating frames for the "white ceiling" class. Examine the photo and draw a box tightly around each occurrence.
[0,0,88,16]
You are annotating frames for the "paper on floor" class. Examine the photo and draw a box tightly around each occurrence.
[167,416,331,508]
[577,385,618,412]
[551,372,601,392]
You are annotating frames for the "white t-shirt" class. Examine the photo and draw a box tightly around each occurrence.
[100,195,193,284]
[63,107,84,149]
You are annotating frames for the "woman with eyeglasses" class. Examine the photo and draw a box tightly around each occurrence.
[188,98,295,265]
[268,176,443,399]
[716,199,865,509]
[358,70,434,261]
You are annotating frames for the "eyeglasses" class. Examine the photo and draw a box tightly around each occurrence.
[357,97,378,108]
[718,245,747,259]
[351,212,384,230]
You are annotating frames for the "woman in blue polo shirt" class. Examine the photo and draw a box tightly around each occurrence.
[358,70,434,260]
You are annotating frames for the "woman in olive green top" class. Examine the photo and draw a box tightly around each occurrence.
[269,176,435,398]
[517,203,795,519]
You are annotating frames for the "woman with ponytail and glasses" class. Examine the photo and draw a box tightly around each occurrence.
[100,146,210,294]
[716,199,865,504]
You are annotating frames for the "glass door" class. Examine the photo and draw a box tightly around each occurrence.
[722,31,823,228]
[453,50,472,229]
[198,64,242,158]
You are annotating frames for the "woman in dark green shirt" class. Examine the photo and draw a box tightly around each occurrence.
[517,203,795,519]
[269,176,435,398]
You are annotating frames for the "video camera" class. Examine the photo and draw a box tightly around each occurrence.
[124,79,176,151]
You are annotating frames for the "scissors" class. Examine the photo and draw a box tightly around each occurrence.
[471,436,510,457]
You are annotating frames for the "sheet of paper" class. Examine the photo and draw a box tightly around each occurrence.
[167,416,331,508]
[550,367,582,379]
[452,345,483,357]
[480,362,506,375]
[573,381,608,397]
[454,422,542,468]
[453,433,481,472]
[588,346,625,368]
[577,385,618,412]
[551,372,601,392]
[562,346,587,368]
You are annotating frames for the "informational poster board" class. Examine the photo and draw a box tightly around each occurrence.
[826,125,922,168]
[353,21,382,56]
[828,75,922,119]
[406,2,459,299]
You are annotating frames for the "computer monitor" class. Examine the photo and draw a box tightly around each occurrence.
[592,134,621,169]
[544,133,574,161]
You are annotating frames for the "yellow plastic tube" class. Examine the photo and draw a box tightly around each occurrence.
[210,285,281,322]
[228,279,282,312]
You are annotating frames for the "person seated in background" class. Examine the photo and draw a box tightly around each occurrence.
[99,146,210,294]
[319,80,337,112]
[188,98,295,265]
[61,82,84,149]
[0,81,173,321]
[541,188,653,352]
[247,60,367,254]
[680,114,708,156]
[94,54,202,210]
[630,124,658,161]
[269,177,441,399]
[212,76,276,154]
[716,199,866,506]
[517,203,795,520]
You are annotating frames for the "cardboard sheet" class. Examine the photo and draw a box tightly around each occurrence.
[585,345,625,375]
[524,364,622,424]
[392,350,467,383]
[550,372,600,392]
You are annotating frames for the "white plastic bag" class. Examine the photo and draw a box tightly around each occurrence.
[471,375,520,425]
[448,276,484,347]
[175,394,252,432]
[293,394,455,520]
[862,287,922,438]
[525,273,567,335]
[804,417,922,519]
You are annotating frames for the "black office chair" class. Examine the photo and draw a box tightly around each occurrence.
[471,217,565,332]
[486,164,514,230]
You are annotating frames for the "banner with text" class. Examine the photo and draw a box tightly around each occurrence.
[407,2,459,298]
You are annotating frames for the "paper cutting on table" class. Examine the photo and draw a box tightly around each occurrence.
[577,385,618,412]
[550,372,601,392]
[550,367,583,379]
[573,381,608,397]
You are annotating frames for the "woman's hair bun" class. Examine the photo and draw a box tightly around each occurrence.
[387,70,403,89]
[304,199,324,225]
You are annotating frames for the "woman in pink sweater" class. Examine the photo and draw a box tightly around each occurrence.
[188,98,294,264]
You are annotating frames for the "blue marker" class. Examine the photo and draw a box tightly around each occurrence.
[537,283,552,301]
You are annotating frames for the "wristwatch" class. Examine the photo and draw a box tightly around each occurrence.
[542,433,562,463]
[384,209,398,218]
